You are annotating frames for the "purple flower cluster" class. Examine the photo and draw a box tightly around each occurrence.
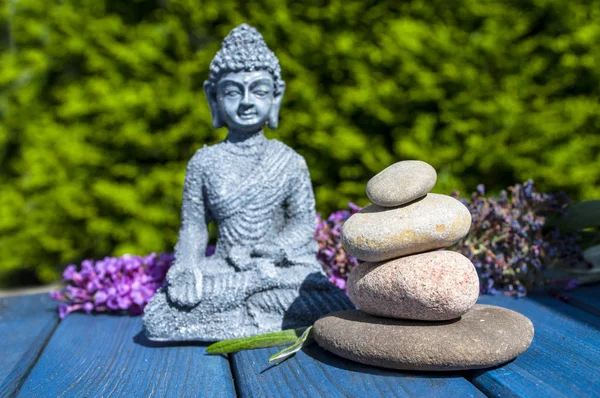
[315,203,362,291]
[50,253,174,318]
[452,180,583,296]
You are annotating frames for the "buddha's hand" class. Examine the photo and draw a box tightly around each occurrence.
[252,244,286,264]
[227,246,255,272]
[166,264,203,308]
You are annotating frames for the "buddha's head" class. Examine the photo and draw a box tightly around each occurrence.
[204,24,286,133]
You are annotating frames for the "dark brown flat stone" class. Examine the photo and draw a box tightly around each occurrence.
[314,305,534,371]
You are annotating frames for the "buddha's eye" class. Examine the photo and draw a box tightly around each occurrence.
[252,86,271,98]
[224,89,241,98]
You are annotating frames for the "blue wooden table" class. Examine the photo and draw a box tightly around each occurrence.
[1,287,599,398]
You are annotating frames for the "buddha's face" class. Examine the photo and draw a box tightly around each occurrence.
[216,70,275,133]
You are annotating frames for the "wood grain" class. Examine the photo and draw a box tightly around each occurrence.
[559,283,600,317]
[231,344,485,398]
[6,286,600,397]
[470,294,600,397]
[0,293,59,397]
[16,313,236,398]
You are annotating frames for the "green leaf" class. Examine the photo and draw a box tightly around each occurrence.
[206,328,307,354]
[268,326,314,365]
[558,201,600,232]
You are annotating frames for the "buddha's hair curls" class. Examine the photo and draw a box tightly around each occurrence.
[208,24,284,95]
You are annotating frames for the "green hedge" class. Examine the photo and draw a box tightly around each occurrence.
[1,0,599,286]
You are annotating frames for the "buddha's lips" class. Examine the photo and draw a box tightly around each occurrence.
[239,112,257,119]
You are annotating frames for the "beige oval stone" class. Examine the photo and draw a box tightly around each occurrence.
[314,306,534,371]
[341,194,472,262]
[366,160,437,207]
[347,251,479,321]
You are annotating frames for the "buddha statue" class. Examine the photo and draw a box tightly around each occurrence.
[142,24,353,341]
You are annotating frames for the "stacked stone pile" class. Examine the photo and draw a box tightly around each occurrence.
[313,160,534,371]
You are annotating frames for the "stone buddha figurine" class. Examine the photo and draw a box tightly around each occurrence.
[143,24,353,341]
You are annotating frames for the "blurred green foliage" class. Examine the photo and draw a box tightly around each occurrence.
[1,0,599,286]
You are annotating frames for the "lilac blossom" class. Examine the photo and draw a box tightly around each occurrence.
[51,253,174,318]
[315,202,362,291]
[50,246,216,318]
[453,180,584,296]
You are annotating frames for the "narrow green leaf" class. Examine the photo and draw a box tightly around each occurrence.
[206,327,307,354]
[269,326,314,365]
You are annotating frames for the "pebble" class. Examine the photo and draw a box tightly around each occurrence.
[341,194,472,262]
[366,160,437,207]
[347,251,479,321]
[314,305,534,371]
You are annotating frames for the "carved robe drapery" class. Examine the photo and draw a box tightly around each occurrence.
[202,139,321,269]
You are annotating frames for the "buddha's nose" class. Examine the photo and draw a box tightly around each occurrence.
[240,90,253,107]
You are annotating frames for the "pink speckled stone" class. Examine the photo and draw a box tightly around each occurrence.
[347,250,479,321]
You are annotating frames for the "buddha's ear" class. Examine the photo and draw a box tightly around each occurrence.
[204,80,226,129]
[267,81,286,130]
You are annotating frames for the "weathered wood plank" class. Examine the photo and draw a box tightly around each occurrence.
[558,283,600,317]
[16,313,236,398]
[231,344,485,398]
[469,294,600,397]
[0,293,59,397]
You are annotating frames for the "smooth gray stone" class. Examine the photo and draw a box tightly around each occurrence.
[347,251,479,321]
[341,193,472,262]
[314,306,534,371]
[143,23,354,342]
[366,160,437,207]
